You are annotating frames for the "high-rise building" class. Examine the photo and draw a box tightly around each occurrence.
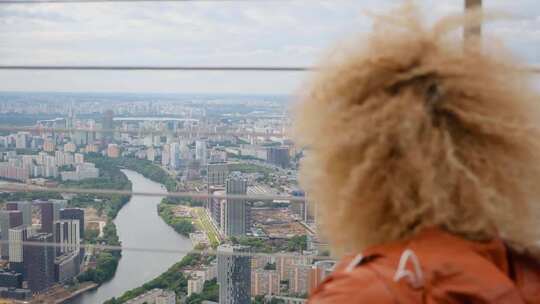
[102,110,114,144]
[223,175,250,237]
[195,140,208,166]
[161,144,170,166]
[51,200,67,221]
[38,202,53,234]
[59,208,85,262]
[59,208,85,239]
[304,199,315,224]
[15,132,29,150]
[23,233,55,293]
[217,244,251,304]
[38,200,67,234]
[54,220,80,255]
[5,201,32,227]
[8,226,27,277]
[266,146,290,168]
[0,211,23,259]
[169,143,180,169]
[251,269,280,296]
[207,163,229,186]
[208,188,225,230]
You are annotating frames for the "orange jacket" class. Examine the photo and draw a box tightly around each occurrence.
[308,228,540,303]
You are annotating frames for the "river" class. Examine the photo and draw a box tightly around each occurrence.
[70,169,193,304]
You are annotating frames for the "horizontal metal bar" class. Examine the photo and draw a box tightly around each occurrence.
[0,0,280,4]
[0,240,328,259]
[0,184,306,202]
[0,65,311,72]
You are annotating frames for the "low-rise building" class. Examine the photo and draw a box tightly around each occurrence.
[125,288,175,304]
[251,269,280,296]
[187,275,204,296]
[55,251,80,283]
[0,287,32,301]
[61,163,99,181]
[0,271,22,289]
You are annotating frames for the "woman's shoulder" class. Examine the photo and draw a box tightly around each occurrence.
[309,228,540,304]
[509,250,540,303]
[308,254,397,304]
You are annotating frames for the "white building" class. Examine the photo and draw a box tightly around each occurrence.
[54,219,80,254]
[8,226,27,263]
[125,288,175,304]
[169,143,180,169]
[61,163,99,181]
[74,153,84,164]
[147,147,156,162]
[195,140,208,166]
[55,151,75,167]
[162,144,170,166]
[15,132,29,149]
[64,142,77,153]
[187,275,204,296]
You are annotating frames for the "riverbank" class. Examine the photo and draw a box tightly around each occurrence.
[103,253,202,304]
[158,197,221,248]
[84,154,177,192]
[67,154,179,289]
[70,170,192,304]
[101,192,223,303]
[27,282,98,304]
[157,199,196,237]
[61,155,131,287]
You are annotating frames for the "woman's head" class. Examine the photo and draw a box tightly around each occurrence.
[293,5,540,256]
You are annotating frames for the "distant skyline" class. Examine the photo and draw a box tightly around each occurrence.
[1,0,540,94]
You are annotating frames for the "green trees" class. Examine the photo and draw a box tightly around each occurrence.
[161,197,203,207]
[158,201,195,236]
[103,253,202,304]
[185,279,219,304]
[114,157,177,192]
[285,235,308,252]
[0,191,62,202]
[77,221,122,284]
[80,153,176,191]
[231,235,308,253]
[63,153,132,219]
[94,252,119,283]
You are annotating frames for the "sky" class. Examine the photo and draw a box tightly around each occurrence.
[0,0,539,95]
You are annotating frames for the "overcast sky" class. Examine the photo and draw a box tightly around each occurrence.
[0,0,539,95]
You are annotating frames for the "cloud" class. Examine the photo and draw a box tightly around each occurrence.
[0,0,539,94]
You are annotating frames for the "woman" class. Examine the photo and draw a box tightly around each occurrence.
[293,4,540,303]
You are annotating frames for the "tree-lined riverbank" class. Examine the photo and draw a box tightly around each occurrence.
[70,170,192,304]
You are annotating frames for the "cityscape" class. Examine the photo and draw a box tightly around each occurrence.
[0,92,333,304]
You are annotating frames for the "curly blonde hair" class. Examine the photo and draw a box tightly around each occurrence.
[293,4,540,257]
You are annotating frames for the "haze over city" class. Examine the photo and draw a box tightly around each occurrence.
[1,0,540,94]
[0,1,540,304]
